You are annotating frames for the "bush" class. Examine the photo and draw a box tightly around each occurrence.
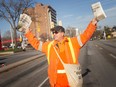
[13,48,23,53]
[0,48,23,53]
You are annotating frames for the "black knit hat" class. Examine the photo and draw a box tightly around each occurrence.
[50,26,65,33]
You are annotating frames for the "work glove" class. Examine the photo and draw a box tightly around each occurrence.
[17,13,32,33]
[91,17,98,26]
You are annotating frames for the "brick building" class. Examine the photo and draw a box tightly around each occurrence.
[25,3,57,39]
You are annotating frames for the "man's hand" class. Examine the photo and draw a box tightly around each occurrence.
[91,18,98,26]
[17,13,32,33]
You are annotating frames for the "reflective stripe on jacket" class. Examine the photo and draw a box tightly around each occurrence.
[25,22,96,86]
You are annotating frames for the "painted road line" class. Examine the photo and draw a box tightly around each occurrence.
[99,47,103,49]
[27,62,48,77]
[95,44,103,49]
[95,45,98,47]
[109,54,116,59]
[38,77,49,87]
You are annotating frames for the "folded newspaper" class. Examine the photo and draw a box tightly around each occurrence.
[91,2,107,21]
[17,14,32,32]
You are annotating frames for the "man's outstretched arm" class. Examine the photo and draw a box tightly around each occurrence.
[76,18,98,48]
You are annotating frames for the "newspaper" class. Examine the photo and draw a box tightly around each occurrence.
[17,14,32,32]
[91,2,107,21]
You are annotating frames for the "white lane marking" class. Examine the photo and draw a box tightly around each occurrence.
[95,45,98,47]
[30,64,47,77]
[109,54,116,59]
[99,47,103,49]
[38,77,49,87]
[95,44,103,49]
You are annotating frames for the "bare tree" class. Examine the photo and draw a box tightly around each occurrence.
[2,30,20,40]
[39,33,48,42]
[65,26,76,37]
[0,0,35,48]
[2,30,11,40]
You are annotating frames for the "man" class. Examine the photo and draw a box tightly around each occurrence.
[18,13,98,87]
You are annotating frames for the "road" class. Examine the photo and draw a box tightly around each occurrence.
[0,50,42,65]
[79,39,116,87]
[0,39,116,87]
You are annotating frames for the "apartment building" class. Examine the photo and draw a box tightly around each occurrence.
[26,3,57,39]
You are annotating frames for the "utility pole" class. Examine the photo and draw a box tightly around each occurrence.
[103,31,106,40]
[0,30,2,50]
[10,26,14,49]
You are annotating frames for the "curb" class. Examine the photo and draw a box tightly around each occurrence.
[0,54,45,73]
[0,51,14,55]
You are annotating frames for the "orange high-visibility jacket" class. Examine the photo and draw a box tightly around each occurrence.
[25,22,96,86]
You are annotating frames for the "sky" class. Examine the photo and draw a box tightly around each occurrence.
[0,0,116,36]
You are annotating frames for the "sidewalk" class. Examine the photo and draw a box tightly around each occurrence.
[0,51,14,56]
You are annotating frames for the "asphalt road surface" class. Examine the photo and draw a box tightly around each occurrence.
[80,40,116,87]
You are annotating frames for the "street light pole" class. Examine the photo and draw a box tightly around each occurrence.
[10,26,14,49]
[0,30,2,50]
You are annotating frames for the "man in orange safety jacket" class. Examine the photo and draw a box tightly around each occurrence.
[17,13,98,87]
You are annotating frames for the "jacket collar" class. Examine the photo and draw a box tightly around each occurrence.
[53,37,69,46]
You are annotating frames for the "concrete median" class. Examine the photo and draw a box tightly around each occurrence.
[0,54,45,73]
